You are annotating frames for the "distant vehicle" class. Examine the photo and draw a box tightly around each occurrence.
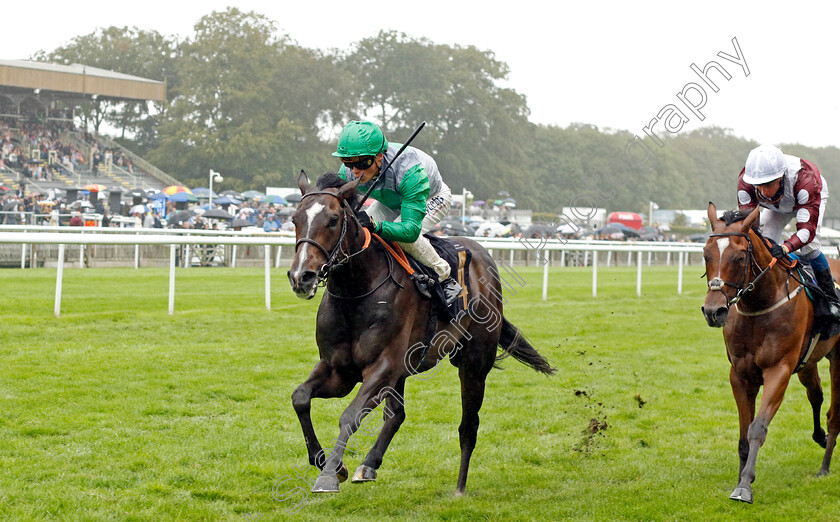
[607,211,643,230]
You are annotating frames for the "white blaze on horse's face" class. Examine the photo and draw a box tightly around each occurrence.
[289,201,326,291]
[714,237,730,279]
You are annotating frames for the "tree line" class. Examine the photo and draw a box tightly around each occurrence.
[34,8,840,217]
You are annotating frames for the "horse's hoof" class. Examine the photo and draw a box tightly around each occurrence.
[311,474,340,493]
[729,487,753,504]
[817,467,830,477]
[351,465,377,483]
[337,462,349,483]
[814,429,827,448]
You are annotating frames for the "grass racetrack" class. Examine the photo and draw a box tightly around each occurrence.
[2,264,840,520]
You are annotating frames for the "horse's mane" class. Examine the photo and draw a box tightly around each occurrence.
[317,172,349,190]
[315,172,360,206]
[720,209,762,235]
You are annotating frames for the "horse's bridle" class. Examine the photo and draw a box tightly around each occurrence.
[294,190,365,284]
[706,231,779,307]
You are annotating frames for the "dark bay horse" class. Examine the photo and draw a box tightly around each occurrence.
[286,171,555,495]
[701,202,840,504]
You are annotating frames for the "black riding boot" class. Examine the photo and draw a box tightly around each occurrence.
[440,277,463,306]
[814,268,840,321]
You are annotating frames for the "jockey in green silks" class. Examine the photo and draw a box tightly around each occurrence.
[334,120,463,306]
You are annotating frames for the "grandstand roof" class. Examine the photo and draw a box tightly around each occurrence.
[0,59,165,103]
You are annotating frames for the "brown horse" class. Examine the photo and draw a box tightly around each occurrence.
[286,171,555,495]
[701,202,840,504]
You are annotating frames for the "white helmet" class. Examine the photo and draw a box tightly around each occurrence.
[743,144,787,185]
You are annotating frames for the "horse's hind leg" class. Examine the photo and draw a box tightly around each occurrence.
[819,350,840,476]
[455,361,492,496]
[798,364,826,448]
[352,377,407,483]
[292,361,357,480]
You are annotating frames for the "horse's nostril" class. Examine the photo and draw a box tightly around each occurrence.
[299,271,317,286]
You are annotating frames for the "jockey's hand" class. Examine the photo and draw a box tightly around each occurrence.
[768,243,788,259]
[355,211,377,233]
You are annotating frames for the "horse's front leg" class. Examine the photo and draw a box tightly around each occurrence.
[292,360,357,481]
[729,366,759,480]
[351,377,407,483]
[731,363,791,504]
[313,358,398,493]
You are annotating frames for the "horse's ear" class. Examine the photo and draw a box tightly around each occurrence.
[707,202,721,230]
[297,170,311,195]
[337,176,361,201]
[741,205,761,233]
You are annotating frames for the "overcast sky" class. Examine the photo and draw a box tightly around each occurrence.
[2,1,838,149]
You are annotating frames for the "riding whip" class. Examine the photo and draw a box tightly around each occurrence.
[353,121,426,212]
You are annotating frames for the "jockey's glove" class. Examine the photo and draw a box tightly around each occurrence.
[768,243,787,259]
[355,211,379,233]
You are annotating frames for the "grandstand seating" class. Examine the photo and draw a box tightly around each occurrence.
[1,119,170,196]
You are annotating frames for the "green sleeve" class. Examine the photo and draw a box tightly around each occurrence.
[378,164,430,243]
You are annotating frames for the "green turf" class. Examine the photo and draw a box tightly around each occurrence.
[1,265,839,521]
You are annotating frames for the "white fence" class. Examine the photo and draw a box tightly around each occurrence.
[0,226,706,316]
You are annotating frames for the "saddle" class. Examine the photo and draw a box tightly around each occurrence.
[782,255,840,373]
[372,233,473,320]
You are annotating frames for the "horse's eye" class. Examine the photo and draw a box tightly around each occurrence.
[328,216,339,228]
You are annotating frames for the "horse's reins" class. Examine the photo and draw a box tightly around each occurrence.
[706,231,798,311]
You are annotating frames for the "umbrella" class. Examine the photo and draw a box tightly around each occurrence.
[147,191,167,200]
[167,192,198,203]
[220,190,242,198]
[126,189,145,198]
[493,199,504,206]
[83,184,107,192]
[285,193,302,204]
[202,208,234,220]
[213,196,241,205]
[163,185,193,195]
[472,200,485,206]
[597,223,640,238]
[241,190,265,200]
[192,187,217,198]
[231,218,255,229]
[525,224,553,237]
[264,195,288,205]
[503,201,517,208]
[37,200,57,207]
[168,209,196,225]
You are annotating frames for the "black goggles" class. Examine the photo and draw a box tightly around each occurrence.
[342,156,375,171]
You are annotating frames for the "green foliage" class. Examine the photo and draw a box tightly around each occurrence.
[35,10,840,217]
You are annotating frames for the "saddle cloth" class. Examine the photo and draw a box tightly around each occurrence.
[788,259,840,339]
[406,234,473,319]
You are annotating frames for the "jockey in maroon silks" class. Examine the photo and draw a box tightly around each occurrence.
[737,143,840,320]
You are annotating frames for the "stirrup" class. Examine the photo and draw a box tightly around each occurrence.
[441,278,463,306]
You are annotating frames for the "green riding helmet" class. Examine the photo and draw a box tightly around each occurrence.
[332,120,389,158]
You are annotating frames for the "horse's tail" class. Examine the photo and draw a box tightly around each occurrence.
[496,316,556,375]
